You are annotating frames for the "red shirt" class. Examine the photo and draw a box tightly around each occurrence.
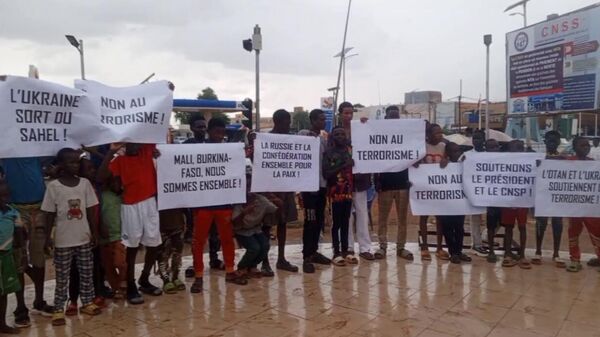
[109,144,157,205]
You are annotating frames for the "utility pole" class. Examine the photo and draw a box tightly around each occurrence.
[484,34,492,140]
[333,0,352,112]
[458,79,462,133]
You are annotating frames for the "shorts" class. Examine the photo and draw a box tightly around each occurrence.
[273,192,298,224]
[121,197,161,248]
[501,208,528,228]
[12,203,47,268]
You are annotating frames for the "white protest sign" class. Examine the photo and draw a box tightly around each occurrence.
[351,119,425,173]
[535,160,600,217]
[463,152,543,207]
[75,80,172,145]
[156,143,246,210]
[0,76,96,158]
[251,133,320,192]
[409,163,485,215]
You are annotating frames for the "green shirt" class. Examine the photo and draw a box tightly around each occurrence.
[101,191,122,244]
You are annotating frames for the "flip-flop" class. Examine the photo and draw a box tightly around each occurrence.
[421,250,432,261]
[502,257,518,267]
[531,254,542,265]
[373,249,386,260]
[566,261,582,273]
[553,257,566,268]
[397,249,414,261]
[518,259,532,270]
[51,312,66,326]
[344,254,359,265]
[80,303,101,316]
[332,256,346,266]
[436,250,450,261]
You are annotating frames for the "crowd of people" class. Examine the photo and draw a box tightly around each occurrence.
[0,102,599,333]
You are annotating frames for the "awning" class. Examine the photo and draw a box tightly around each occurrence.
[172,99,248,113]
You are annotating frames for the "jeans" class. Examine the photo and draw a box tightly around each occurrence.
[236,233,269,269]
[331,200,352,256]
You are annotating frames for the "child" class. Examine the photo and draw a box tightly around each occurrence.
[0,179,25,334]
[484,138,502,263]
[190,117,248,293]
[233,165,277,278]
[533,130,565,267]
[98,142,162,304]
[323,127,353,266]
[99,175,127,299]
[41,148,101,326]
[158,209,186,294]
[438,143,472,264]
[500,140,530,269]
[566,136,600,272]
[417,123,448,261]
[464,130,488,256]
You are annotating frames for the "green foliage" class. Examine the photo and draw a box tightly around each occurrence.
[292,110,311,131]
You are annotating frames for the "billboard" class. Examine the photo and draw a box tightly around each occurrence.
[320,97,334,132]
[506,4,600,114]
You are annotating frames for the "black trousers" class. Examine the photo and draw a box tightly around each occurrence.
[301,188,326,259]
[331,200,352,256]
[486,207,501,233]
[440,215,465,256]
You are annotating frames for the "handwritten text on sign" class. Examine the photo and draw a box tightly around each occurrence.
[0,76,97,158]
[351,119,425,173]
[156,143,246,210]
[409,163,485,215]
[75,79,172,146]
[251,133,320,192]
[535,160,600,217]
[462,152,543,207]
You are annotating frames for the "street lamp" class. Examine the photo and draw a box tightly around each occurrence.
[242,25,262,131]
[484,34,492,140]
[65,34,85,79]
[334,47,357,102]
[504,0,529,26]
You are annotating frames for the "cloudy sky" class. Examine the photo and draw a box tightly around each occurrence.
[1,0,597,114]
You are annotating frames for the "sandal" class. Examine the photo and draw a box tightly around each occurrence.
[80,303,101,316]
[276,260,299,272]
[421,250,432,261]
[190,278,203,293]
[436,250,450,261]
[163,282,177,294]
[65,301,78,316]
[531,254,542,265]
[553,257,566,268]
[397,249,414,261]
[344,254,359,265]
[332,256,346,266]
[566,261,582,273]
[173,279,186,291]
[226,271,249,285]
[359,252,375,261]
[587,257,600,267]
[518,258,532,270]
[502,256,518,268]
[51,311,66,326]
[373,249,386,260]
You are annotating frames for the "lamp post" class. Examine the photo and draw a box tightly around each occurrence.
[243,25,262,131]
[65,35,85,79]
[484,34,492,140]
[334,47,357,102]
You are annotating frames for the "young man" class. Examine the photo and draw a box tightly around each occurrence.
[0,157,54,324]
[590,137,600,161]
[464,130,488,256]
[484,138,502,263]
[183,115,225,277]
[339,102,376,261]
[298,109,332,272]
[374,106,412,260]
[532,130,565,267]
[566,136,600,272]
[190,118,247,291]
[98,143,163,304]
[271,109,303,273]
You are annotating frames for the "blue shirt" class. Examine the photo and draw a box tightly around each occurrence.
[0,157,46,204]
[0,206,21,251]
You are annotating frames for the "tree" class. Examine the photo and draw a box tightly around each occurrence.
[354,103,365,108]
[174,86,229,124]
[292,111,311,131]
[197,87,218,100]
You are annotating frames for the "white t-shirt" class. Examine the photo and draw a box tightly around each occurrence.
[41,178,99,248]
[590,146,600,161]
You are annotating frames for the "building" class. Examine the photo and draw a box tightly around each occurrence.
[404,91,442,104]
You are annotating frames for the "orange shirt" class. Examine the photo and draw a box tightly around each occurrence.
[109,144,157,205]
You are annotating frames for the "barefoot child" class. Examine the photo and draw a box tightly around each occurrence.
[323,127,354,266]
[0,179,25,334]
[41,148,101,326]
[438,143,472,264]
